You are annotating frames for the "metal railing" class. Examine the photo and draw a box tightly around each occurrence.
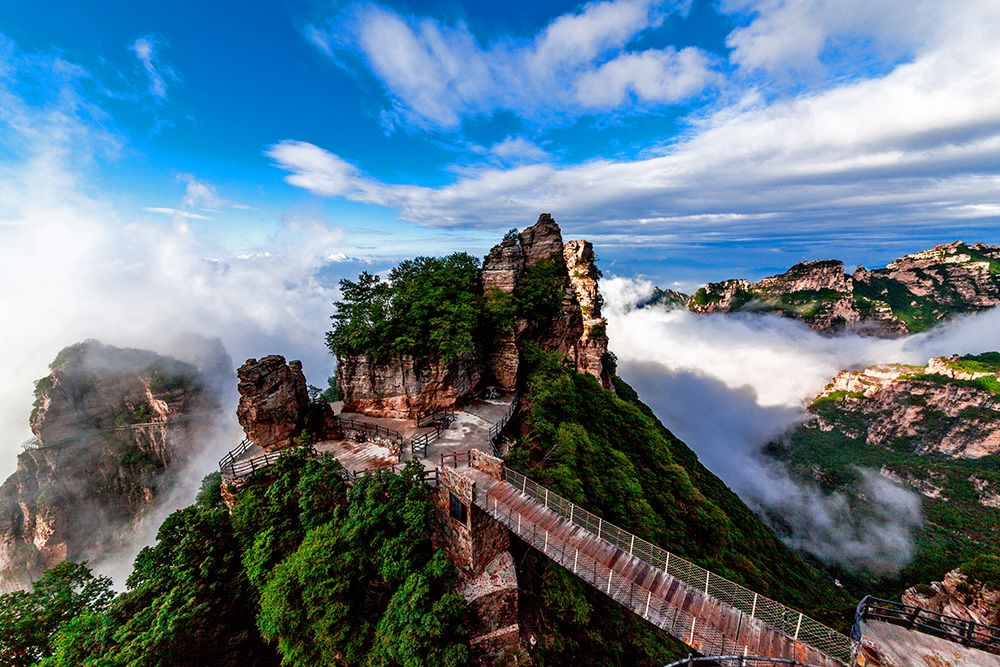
[487,394,518,456]
[411,411,455,459]
[21,420,173,452]
[663,657,827,667]
[854,595,1000,655]
[499,467,854,664]
[334,416,404,448]
[416,409,455,429]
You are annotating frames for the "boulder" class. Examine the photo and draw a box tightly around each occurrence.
[236,355,312,450]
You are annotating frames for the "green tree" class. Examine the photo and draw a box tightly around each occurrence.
[0,562,114,666]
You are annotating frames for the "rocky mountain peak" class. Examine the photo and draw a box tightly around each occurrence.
[1,340,225,592]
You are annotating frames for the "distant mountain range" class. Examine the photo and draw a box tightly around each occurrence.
[766,352,999,603]
[644,241,1000,336]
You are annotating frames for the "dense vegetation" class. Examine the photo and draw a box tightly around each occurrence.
[503,347,851,664]
[768,372,1000,599]
[0,452,468,666]
[326,254,486,362]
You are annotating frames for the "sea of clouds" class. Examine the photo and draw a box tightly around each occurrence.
[603,276,1000,571]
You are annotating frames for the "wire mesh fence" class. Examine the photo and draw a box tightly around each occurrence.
[500,467,854,664]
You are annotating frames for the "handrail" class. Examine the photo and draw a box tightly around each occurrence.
[219,438,254,470]
[334,416,404,447]
[663,657,826,667]
[499,466,854,664]
[21,420,175,452]
[487,394,518,456]
[854,595,1000,655]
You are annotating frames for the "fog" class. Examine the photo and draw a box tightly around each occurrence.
[603,276,1000,571]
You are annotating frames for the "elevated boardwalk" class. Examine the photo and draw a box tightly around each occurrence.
[460,466,850,666]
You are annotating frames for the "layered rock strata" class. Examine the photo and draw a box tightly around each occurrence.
[337,213,613,417]
[812,356,1000,459]
[903,567,1000,627]
[0,340,223,592]
[237,355,337,448]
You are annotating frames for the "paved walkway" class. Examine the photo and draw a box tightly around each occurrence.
[228,396,516,477]
[462,467,845,667]
[859,620,1000,667]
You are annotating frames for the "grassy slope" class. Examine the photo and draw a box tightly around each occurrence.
[507,349,851,665]
[768,386,1000,598]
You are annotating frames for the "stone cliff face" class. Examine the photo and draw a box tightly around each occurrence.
[811,355,1000,459]
[238,355,338,446]
[337,214,613,417]
[335,352,482,420]
[0,340,224,592]
[903,566,1000,627]
[688,242,1000,335]
[480,214,612,392]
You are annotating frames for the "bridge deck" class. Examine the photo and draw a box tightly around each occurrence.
[463,468,844,667]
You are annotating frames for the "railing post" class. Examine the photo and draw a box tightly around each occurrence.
[597,517,602,540]
[573,548,578,574]
[629,534,635,556]
[569,503,574,523]
[794,612,803,640]
[689,618,696,645]
[607,568,613,594]
[644,590,652,619]
[705,570,710,594]
[664,552,670,574]
[750,593,757,619]
[521,476,527,494]
[544,488,548,508]
[544,530,548,553]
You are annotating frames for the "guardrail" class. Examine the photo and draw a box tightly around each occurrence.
[853,595,1000,655]
[487,394,518,456]
[416,409,455,429]
[21,420,174,452]
[411,411,457,459]
[663,657,826,667]
[335,416,404,448]
[501,467,854,664]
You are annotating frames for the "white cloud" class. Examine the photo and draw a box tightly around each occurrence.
[723,0,944,77]
[275,2,1000,245]
[490,136,549,162]
[178,173,224,209]
[602,276,1000,570]
[131,36,173,101]
[575,47,717,107]
[311,0,713,128]
[144,206,212,220]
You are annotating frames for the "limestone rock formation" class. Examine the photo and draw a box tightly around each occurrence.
[564,239,611,387]
[0,340,224,592]
[687,241,1000,336]
[903,566,1000,627]
[336,352,482,419]
[479,213,612,391]
[237,355,337,449]
[336,213,614,414]
[811,355,1000,459]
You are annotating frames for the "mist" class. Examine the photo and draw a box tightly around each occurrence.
[602,276,1000,572]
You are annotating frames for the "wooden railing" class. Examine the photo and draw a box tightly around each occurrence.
[440,450,472,468]
[410,411,455,459]
[663,657,827,667]
[853,595,1000,655]
[499,467,855,664]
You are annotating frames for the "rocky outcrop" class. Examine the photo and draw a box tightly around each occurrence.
[479,214,612,391]
[811,355,1000,459]
[336,352,482,419]
[564,240,611,388]
[639,287,691,311]
[0,340,224,592]
[687,242,1000,335]
[336,214,614,413]
[237,355,337,449]
[903,566,1000,627]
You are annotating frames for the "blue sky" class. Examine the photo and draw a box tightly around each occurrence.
[2,0,1000,452]
[4,0,997,284]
